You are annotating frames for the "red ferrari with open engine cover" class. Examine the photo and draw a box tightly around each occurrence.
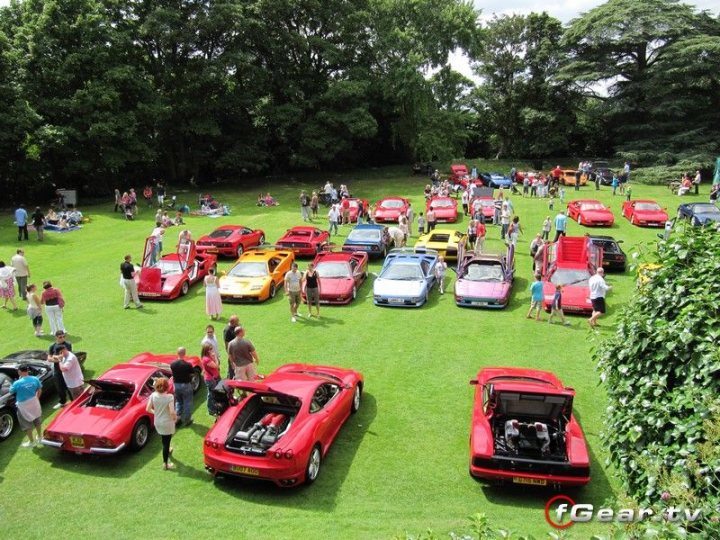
[136,238,217,299]
[302,250,369,304]
[204,363,364,487]
[196,225,266,258]
[469,367,590,488]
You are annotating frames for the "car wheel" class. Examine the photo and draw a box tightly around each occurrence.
[350,385,362,414]
[190,368,201,393]
[352,286,357,300]
[269,282,276,299]
[259,234,265,245]
[677,210,683,220]
[129,418,151,451]
[180,281,190,296]
[305,445,322,484]
[236,245,244,257]
[0,409,15,441]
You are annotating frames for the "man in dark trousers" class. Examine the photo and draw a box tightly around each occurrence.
[170,347,194,427]
[47,331,72,409]
[222,314,240,379]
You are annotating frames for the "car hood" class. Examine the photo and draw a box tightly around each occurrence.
[318,277,354,295]
[344,238,381,247]
[432,207,456,216]
[634,210,668,221]
[456,280,510,298]
[50,403,124,436]
[374,278,425,296]
[219,276,269,292]
[376,207,402,216]
[581,209,612,219]
[544,284,591,307]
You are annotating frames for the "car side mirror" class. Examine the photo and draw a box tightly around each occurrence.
[469,379,478,385]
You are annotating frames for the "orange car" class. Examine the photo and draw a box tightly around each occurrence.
[559,169,587,186]
[218,247,295,302]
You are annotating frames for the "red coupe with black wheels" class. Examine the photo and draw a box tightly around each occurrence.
[204,363,364,487]
[426,196,458,223]
[373,197,410,223]
[567,199,615,227]
[302,250,369,304]
[469,367,590,488]
[129,352,203,393]
[622,199,668,227]
[276,227,330,257]
[196,225,266,258]
[41,362,174,455]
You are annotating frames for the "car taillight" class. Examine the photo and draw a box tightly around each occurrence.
[44,431,63,442]
[284,450,294,460]
[274,450,283,459]
[204,439,219,449]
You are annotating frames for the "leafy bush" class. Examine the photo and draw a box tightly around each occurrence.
[629,162,713,185]
[594,223,720,534]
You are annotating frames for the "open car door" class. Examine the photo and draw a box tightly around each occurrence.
[138,236,161,294]
[587,239,603,272]
[505,243,515,281]
[141,236,155,267]
[456,239,466,273]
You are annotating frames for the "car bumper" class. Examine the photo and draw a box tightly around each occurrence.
[470,464,590,487]
[342,245,384,257]
[137,292,176,300]
[197,246,236,257]
[602,260,626,272]
[220,293,266,303]
[41,438,127,454]
[204,453,304,487]
[543,300,593,315]
[455,296,507,309]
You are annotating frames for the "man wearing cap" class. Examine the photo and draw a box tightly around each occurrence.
[47,331,73,409]
[284,263,303,323]
[9,365,43,447]
[588,268,611,328]
[57,345,84,400]
[227,326,260,381]
[170,347,194,427]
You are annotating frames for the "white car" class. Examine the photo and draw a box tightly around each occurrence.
[372,248,438,307]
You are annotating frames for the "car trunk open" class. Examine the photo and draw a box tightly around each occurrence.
[84,380,134,410]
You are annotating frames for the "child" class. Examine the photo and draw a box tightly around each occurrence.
[417,212,426,235]
[559,187,566,204]
[526,274,544,321]
[548,285,571,326]
[611,174,619,195]
[542,216,551,241]
[625,186,632,202]
[548,196,554,211]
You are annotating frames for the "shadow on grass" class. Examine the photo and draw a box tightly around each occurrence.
[211,392,378,511]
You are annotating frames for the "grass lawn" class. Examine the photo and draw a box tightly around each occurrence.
[0,165,696,539]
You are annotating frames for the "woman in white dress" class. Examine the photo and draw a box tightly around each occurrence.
[204,268,222,320]
[146,377,177,470]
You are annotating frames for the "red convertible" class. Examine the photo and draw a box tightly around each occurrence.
[136,238,217,299]
[276,226,330,257]
[302,250,368,304]
[204,363,364,487]
[196,225,266,258]
[373,197,410,223]
[567,199,615,227]
[469,367,590,488]
[41,362,174,455]
[622,199,668,227]
[541,236,602,315]
[426,196,458,223]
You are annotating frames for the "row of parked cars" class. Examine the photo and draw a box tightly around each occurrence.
[1,349,590,489]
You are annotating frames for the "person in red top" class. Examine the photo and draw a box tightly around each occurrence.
[143,186,153,207]
[341,197,351,224]
[40,281,66,335]
[474,220,486,253]
[201,343,221,415]
[551,166,562,188]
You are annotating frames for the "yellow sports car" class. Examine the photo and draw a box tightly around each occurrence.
[219,247,295,302]
[414,228,468,260]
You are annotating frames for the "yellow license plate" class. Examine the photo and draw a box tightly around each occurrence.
[70,436,84,448]
[512,477,546,486]
[231,465,260,476]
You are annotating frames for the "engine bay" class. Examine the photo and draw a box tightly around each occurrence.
[492,416,568,461]
[225,395,298,456]
[84,390,130,410]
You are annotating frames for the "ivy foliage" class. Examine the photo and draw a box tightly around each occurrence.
[595,223,720,534]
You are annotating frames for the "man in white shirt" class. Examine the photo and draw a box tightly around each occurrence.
[284,263,303,322]
[58,345,84,399]
[588,268,611,328]
[200,324,220,363]
[11,249,29,300]
[327,204,340,236]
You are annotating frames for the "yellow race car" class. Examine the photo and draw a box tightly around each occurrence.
[219,247,295,302]
[414,228,468,260]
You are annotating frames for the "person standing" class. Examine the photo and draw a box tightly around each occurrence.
[156,181,166,207]
[170,347,194,427]
[31,207,45,241]
[228,325,260,381]
[467,218,477,248]
[310,191,319,219]
[284,263,303,322]
[548,285,571,325]
[114,188,122,212]
[500,203,511,240]
[57,345,84,399]
[475,219,486,254]
[493,195,502,225]
[508,216,523,247]
[201,324,220,361]
[9,365,43,447]
[26,284,43,336]
[299,190,311,222]
[327,204,339,236]
[623,161,631,183]
[553,211,567,242]
[204,268,222,320]
[303,263,321,318]
[461,189,470,216]
[47,331,72,408]
[526,274,544,321]
[14,204,29,241]
[398,213,409,243]
[146,377,176,470]
[533,240,546,274]
[588,268,611,328]
[435,256,448,294]
[693,170,701,195]
[0,262,18,310]
[11,250,29,301]
[417,212,426,235]
[542,216,552,241]
[200,343,221,416]
[406,203,414,237]
[222,316,239,379]
[426,208,437,232]
[530,234,543,259]
[120,255,143,309]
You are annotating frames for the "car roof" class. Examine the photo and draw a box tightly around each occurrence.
[570,199,603,204]
[630,199,657,204]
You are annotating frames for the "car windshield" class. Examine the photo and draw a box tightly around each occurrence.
[635,202,661,211]
[316,262,350,278]
[209,230,233,239]
[155,260,182,276]
[348,200,360,208]
[693,204,720,214]
[381,263,423,281]
[380,200,404,209]
[477,199,494,207]
[550,268,591,287]
[227,262,268,278]
[287,230,312,237]
[580,203,605,211]
[431,199,453,208]
[464,262,504,282]
[591,239,620,253]
[348,229,380,241]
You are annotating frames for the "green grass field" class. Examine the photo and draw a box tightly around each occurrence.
[0,165,697,539]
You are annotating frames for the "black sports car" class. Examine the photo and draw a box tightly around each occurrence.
[586,235,626,272]
[0,350,86,441]
[677,202,720,227]
[589,160,614,186]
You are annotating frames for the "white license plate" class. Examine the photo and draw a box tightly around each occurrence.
[389,298,405,304]
[471,301,488,306]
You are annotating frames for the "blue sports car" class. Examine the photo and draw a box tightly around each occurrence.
[342,224,391,258]
[677,202,720,226]
[480,172,513,189]
[373,248,438,307]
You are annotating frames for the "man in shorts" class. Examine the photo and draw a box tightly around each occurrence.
[588,268,611,328]
[284,263,303,322]
[228,326,260,381]
[223,315,240,378]
[57,344,84,399]
[9,364,43,447]
[526,273,544,321]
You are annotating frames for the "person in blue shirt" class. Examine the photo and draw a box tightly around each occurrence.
[553,211,567,242]
[14,205,29,242]
[526,273,545,321]
[9,365,43,447]
[611,174,619,195]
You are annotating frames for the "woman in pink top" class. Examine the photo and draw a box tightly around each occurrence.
[201,343,221,416]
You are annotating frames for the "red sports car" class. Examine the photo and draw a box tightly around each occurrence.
[469,196,495,222]
[567,199,615,227]
[276,227,330,257]
[136,238,217,299]
[426,196,458,223]
[302,250,369,304]
[41,362,174,455]
[341,198,369,223]
[449,164,480,189]
[622,199,668,227]
[541,236,602,315]
[469,367,590,487]
[196,225,266,258]
[129,352,203,393]
[204,363,364,487]
[373,197,410,223]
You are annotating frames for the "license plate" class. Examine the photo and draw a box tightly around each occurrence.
[231,465,260,476]
[389,298,404,304]
[205,249,218,253]
[70,436,84,448]
[233,295,246,299]
[141,292,161,297]
[512,477,546,486]
[471,301,488,306]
